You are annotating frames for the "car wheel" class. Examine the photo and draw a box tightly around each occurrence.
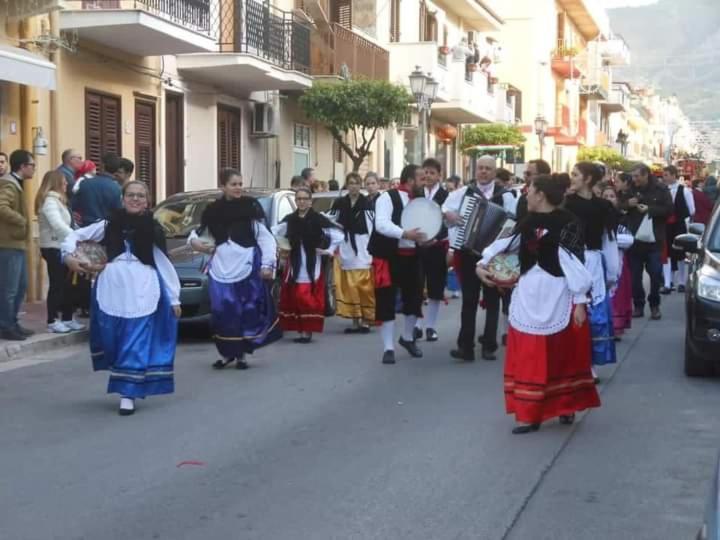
[324,259,336,317]
[685,329,714,377]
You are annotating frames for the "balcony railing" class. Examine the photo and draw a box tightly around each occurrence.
[312,22,388,80]
[68,0,311,73]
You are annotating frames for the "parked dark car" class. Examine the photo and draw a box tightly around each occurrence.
[154,188,296,324]
[673,204,720,377]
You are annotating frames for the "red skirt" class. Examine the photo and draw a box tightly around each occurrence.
[278,273,326,333]
[612,256,633,335]
[505,315,601,424]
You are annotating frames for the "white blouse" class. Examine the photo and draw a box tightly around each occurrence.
[480,235,592,336]
[188,221,277,284]
[61,221,181,318]
[327,208,374,271]
[271,222,344,283]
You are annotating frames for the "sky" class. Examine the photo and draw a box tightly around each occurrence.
[601,0,659,6]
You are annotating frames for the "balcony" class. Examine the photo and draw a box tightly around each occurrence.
[601,87,629,113]
[601,35,631,66]
[59,0,217,55]
[551,41,583,79]
[311,22,389,81]
[431,0,503,32]
[176,0,312,93]
[579,66,610,100]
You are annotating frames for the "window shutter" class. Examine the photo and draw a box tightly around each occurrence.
[85,90,121,170]
[390,0,400,42]
[134,101,155,194]
[102,96,120,158]
[331,0,352,27]
[217,106,241,178]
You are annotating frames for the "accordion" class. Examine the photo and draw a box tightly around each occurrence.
[452,194,510,256]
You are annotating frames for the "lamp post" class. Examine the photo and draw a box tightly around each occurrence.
[409,65,439,161]
[534,114,548,160]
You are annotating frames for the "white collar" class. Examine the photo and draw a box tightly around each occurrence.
[425,183,440,199]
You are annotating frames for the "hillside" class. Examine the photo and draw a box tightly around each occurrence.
[608,0,720,121]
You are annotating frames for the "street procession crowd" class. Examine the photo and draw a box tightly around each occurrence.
[1,144,719,429]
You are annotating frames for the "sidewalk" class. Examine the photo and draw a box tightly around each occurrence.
[1,302,88,363]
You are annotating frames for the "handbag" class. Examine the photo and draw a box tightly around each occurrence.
[634,214,655,243]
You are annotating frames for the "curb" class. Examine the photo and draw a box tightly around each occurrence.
[1,330,88,363]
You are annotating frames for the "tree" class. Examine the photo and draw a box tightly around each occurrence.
[461,124,525,152]
[300,80,410,172]
[577,146,628,170]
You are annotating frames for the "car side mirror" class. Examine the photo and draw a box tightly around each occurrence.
[673,233,700,254]
[689,223,706,236]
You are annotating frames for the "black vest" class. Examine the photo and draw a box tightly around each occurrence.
[672,184,690,221]
[428,185,449,240]
[367,189,404,259]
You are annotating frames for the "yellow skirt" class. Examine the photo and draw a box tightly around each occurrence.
[334,260,375,322]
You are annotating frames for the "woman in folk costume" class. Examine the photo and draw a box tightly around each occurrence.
[272,187,343,343]
[63,181,181,416]
[564,162,620,379]
[477,174,600,434]
[329,172,375,333]
[601,183,634,338]
[189,168,281,370]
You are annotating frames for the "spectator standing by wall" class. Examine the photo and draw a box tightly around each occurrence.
[691,178,714,226]
[0,152,8,177]
[0,150,36,341]
[72,160,97,196]
[36,170,85,334]
[57,148,83,198]
[73,153,122,226]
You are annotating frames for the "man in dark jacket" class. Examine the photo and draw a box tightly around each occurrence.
[72,153,122,226]
[620,164,673,320]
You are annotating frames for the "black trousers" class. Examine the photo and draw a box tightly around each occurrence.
[375,253,423,322]
[41,248,74,324]
[666,221,687,268]
[457,250,500,353]
[418,243,448,301]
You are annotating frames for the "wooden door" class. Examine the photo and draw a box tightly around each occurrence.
[135,99,156,203]
[165,92,184,196]
[217,105,241,179]
[85,90,121,170]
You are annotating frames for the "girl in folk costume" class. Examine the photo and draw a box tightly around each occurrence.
[564,162,620,377]
[364,172,381,209]
[477,174,600,434]
[601,183,635,337]
[272,187,343,343]
[189,169,281,370]
[329,172,375,333]
[63,181,181,416]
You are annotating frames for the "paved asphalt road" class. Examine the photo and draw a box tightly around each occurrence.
[1,292,717,540]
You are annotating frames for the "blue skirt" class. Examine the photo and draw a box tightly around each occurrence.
[90,277,177,398]
[209,250,281,359]
[589,293,617,366]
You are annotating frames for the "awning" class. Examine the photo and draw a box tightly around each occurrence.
[0,43,56,90]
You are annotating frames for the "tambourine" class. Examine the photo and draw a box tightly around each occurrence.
[73,241,108,267]
[487,253,520,287]
[401,198,442,241]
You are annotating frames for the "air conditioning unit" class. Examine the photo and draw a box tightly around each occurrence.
[251,102,277,138]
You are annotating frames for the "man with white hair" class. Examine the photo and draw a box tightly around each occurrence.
[443,155,517,361]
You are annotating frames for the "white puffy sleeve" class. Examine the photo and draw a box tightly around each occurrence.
[153,246,181,306]
[502,191,518,218]
[61,220,107,260]
[187,228,216,248]
[684,186,695,218]
[271,222,287,238]
[255,221,277,269]
[364,210,374,234]
[442,188,464,217]
[617,226,634,250]
[559,248,593,304]
[374,192,404,239]
[319,227,344,255]
[601,232,620,283]
[479,234,520,266]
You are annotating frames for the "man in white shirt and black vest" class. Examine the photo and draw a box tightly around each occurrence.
[368,164,427,365]
[661,165,695,294]
[413,157,449,342]
[443,155,517,362]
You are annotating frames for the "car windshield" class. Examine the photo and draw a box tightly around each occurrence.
[154,194,272,238]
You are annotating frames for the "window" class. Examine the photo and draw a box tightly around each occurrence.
[390,0,400,42]
[293,123,311,148]
[135,99,156,202]
[217,105,241,177]
[85,90,121,169]
[330,0,352,27]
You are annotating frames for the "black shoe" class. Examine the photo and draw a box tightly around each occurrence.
[359,326,371,334]
[450,349,475,362]
[413,327,423,341]
[213,357,235,369]
[650,307,662,321]
[512,423,540,434]
[344,327,362,334]
[660,286,672,295]
[481,348,497,361]
[501,333,508,347]
[426,328,438,342]
[118,408,135,416]
[678,285,686,293]
[382,350,396,364]
[293,336,313,344]
[559,414,575,425]
[14,324,34,337]
[235,358,249,370]
[632,306,644,318]
[399,337,423,358]
[1,327,27,341]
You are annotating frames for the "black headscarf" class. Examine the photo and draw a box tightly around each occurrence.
[563,193,617,250]
[516,208,585,277]
[200,196,266,248]
[104,209,166,267]
[283,208,338,284]
[332,193,370,255]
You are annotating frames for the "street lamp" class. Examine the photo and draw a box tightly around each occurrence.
[534,114,548,160]
[409,66,439,161]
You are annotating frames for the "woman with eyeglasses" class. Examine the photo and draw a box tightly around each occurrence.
[272,187,343,343]
[63,181,181,416]
[189,168,281,370]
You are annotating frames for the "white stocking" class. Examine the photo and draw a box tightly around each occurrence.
[425,300,441,330]
[403,316,418,341]
[381,321,395,352]
[663,262,672,288]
